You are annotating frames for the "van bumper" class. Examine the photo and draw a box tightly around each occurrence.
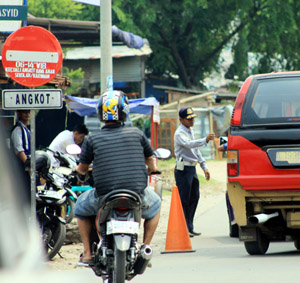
[227,182,300,228]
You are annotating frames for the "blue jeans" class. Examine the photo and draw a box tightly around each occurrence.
[74,187,161,220]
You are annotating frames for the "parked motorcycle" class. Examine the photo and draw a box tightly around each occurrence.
[46,146,78,176]
[33,151,73,259]
[46,147,84,223]
[47,144,93,184]
[88,148,171,283]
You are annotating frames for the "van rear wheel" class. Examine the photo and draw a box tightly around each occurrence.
[294,238,300,250]
[244,229,269,255]
[230,223,239,238]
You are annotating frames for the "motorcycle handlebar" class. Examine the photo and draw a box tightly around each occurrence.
[150,170,162,175]
[71,170,90,183]
[45,147,55,153]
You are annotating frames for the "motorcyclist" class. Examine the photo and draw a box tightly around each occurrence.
[74,90,161,265]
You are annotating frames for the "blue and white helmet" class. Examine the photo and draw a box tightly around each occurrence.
[97,90,130,122]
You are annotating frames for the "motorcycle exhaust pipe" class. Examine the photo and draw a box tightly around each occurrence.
[133,245,153,275]
[248,212,279,225]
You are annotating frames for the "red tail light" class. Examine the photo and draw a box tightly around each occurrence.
[227,150,239,177]
[116,207,128,211]
[116,207,129,216]
[231,76,253,125]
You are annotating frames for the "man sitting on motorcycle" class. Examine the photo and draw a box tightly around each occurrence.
[74,90,161,265]
[48,124,89,167]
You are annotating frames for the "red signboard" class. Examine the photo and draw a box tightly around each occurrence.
[1,26,63,87]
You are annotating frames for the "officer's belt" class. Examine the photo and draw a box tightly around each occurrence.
[183,161,197,166]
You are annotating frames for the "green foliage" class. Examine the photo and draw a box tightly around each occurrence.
[157,158,219,185]
[112,0,248,88]
[28,0,83,19]
[112,0,300,88]
[226,31,249,81]
[227,81,240,93]
[132,118,144,130]
[63,67,85,95]
[157,158,176,170]
[197,174,218,184]
[76,5,100,21]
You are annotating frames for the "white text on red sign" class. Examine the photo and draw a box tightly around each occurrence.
[5,50,59,79]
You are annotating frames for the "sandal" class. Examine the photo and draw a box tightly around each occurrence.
[77,254,94,267]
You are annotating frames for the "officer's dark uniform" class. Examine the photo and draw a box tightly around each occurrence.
[174,107,208,236]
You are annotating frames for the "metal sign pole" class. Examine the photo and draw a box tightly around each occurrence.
[100,0,113,93]
[30,109,36,221]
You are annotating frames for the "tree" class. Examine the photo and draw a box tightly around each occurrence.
[112,0,300,88]
[63,67,85,95]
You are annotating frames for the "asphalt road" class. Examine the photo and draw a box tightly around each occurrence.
[132,196,300,283]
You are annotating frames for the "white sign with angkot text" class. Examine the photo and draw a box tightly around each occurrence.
[2,89,63,109]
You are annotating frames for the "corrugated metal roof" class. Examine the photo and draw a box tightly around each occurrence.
[28,16,100,30]
[64,43,152,60]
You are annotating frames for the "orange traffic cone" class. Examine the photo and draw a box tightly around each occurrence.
[161,186,195,254]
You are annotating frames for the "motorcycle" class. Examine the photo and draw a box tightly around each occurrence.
[56,169,78,224]
[89,148,171,283]
[47,144,93,184]
[46,146,78,176]
[33,151,74,259]
[46,146,84,223]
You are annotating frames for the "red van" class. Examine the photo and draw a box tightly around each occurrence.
[227,71,300,255]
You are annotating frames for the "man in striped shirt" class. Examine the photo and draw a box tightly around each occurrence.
[74,91,161,265]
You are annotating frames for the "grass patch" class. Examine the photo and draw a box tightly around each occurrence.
[198,174,219,184]
[207,159,227,163]
[162,189,172,196]
[157,158,176,170]
[158,158,227,169]
[158,158,221,184]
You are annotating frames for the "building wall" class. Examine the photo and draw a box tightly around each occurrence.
[145,76,177,104]
[63,56,144,97]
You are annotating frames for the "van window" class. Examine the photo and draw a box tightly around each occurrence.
[243,77,300,126]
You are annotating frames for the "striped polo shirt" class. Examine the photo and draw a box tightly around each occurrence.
[79,124,153,196]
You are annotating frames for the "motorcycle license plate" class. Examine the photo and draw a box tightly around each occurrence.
[39,190,64,199]
[106,220,139,235]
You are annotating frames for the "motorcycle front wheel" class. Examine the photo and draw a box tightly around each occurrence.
[65,197,75,224]
[109,246,126,283]
[44,221,66,260]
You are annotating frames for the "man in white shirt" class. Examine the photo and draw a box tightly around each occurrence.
[48,124,89,167]
[10,110,31,202]
[11,110,31,164]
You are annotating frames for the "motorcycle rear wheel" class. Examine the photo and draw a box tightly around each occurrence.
[109,246,126,283]
[45,221,66,260]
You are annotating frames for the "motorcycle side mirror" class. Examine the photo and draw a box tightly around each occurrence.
[154,148,171,159]
[66,144,82,155]
[219,136,228,146]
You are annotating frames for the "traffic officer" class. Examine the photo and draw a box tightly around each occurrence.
[174,106,215,237]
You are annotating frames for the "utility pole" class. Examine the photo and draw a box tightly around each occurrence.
[100,0,113,94]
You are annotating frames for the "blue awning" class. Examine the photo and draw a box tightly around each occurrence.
[64,95,158,117]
